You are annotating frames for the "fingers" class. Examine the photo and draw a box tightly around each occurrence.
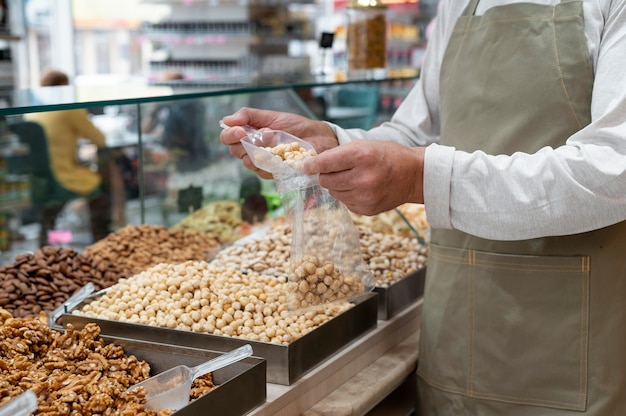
[303,143,361,176]
[303,141,425,215]
[219,115,274,180]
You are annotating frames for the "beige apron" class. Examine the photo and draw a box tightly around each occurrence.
[417,0,626,414]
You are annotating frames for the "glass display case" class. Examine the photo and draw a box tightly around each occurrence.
[0,73,417,263]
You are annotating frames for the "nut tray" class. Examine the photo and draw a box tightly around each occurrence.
[60,292,378,385]
[374,267,426,320]
[100,336,266,416]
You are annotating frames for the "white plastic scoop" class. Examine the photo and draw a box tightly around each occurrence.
[128,344,253,412]
[0,390,38,416]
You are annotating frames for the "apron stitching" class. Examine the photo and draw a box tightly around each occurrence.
[551,6,584,130]
[429,254,586,272]
[467,249,475,396]
[418,373,586,409]
[578,256,590,407]
[468,390,586,409]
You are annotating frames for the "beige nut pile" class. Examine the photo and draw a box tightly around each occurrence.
[212,223,292,275]
[350,203,430,240]
[287,254,366,310]
[213,221,428,287]
[265,142,316,169]
[75,261,353,345]
[358,227,429,287]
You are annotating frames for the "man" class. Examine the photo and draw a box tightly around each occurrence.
[220,1,626,414]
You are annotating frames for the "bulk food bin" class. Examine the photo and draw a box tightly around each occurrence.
[58,291,378,385]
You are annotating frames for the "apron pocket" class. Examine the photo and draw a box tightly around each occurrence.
[419,244,589,411]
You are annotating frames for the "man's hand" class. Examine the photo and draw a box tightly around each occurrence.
[303,140,425,215]
[220,107,339,179]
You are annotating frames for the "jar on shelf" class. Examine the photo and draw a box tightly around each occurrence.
[346,0,388,78]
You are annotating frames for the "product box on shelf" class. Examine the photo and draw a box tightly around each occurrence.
[58,292,378,385]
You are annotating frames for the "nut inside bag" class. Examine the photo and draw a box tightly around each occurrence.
[236,125,375,313]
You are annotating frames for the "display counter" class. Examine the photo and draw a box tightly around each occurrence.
[0,72,424,415]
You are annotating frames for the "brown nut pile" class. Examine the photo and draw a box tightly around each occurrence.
[287,254,366,310]
[0,317,154,415]
[0,246,122,318]
[265,142,316,169]
[358,227,428,287]
[0,312,216,415]
[76,261,353,345]
[82,224,222,276]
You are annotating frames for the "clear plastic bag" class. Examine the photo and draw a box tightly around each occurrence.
[237,125,374,312]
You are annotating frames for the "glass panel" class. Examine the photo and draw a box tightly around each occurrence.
[136,88,315,232]
[0,103,139,263]
[0,76,419,265]
[0,73,418,116]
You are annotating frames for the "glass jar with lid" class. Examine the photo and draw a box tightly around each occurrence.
[346,0,388,78]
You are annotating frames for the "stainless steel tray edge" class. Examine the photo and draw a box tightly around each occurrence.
[287,291,378,382]
[99,336,267,416]
[373,267,426,320]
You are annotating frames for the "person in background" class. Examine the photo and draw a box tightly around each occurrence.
[142,71,210,172]
[221,1,626,414]
[25,69,111,245]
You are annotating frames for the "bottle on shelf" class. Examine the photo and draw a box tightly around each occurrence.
[345,0,388,79]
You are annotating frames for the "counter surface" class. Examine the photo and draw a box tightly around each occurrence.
[249,298,422,416]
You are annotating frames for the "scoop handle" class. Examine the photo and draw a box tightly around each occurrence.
[189,344,253,381]
[48,283,95,329]
[0,390,38,416]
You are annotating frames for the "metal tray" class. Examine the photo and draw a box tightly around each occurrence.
[100,336,266,416]
[60,292,378,385]
[373,267,426,320]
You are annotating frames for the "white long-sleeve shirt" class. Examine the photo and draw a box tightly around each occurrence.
[331,0,626,241]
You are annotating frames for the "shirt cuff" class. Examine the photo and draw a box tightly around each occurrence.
[423,143,455,230]
[323,121,356,145]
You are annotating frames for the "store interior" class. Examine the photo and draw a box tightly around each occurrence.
[0,1,436,415]
[0,0,436,263]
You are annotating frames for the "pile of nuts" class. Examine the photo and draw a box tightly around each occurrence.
[287,254,366,310]
[0,310,216,415]
[358,227,428,287]
[0,314,153,415]
[0,246,122,318]
[213,221,428,287]
[75,261,353,345]
[350,203,430,240]
[265,142,317,169]
[212,223,292,275]
[82,224,222,276]
[173,200,243,242]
